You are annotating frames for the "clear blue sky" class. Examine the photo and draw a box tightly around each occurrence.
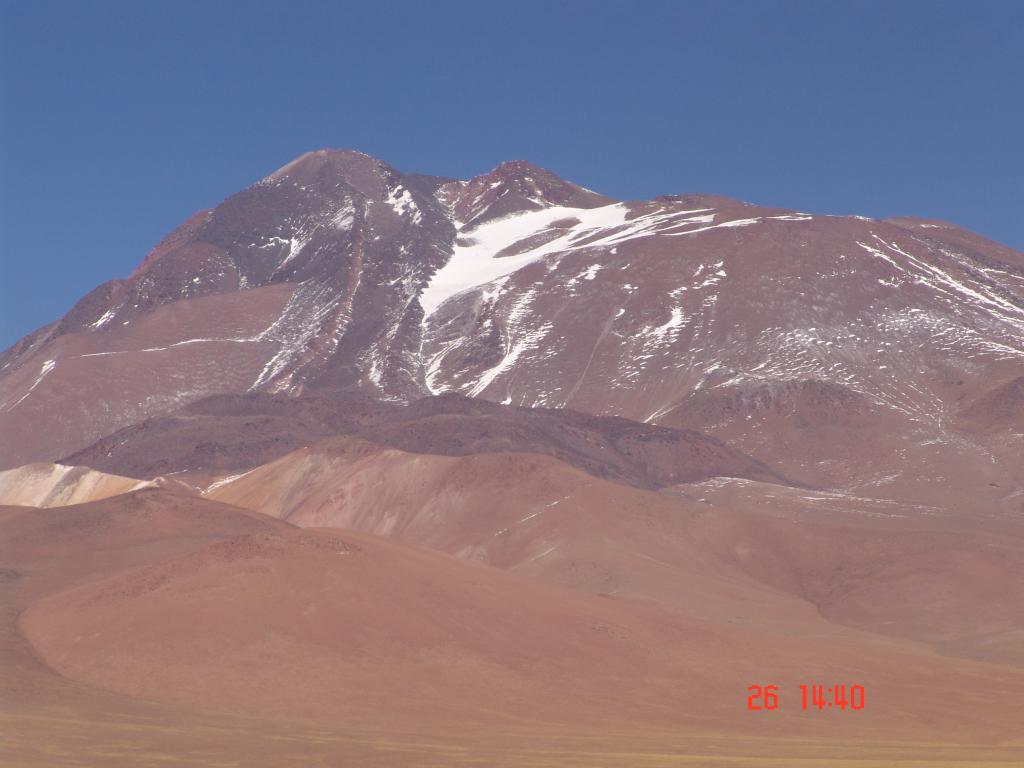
[2,0,1022,348]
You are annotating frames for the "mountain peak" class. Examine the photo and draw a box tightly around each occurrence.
[264,148,392,187]
[489,158,552,177]
[443,159,613,230]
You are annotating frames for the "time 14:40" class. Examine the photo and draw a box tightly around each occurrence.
[747,684,865,710]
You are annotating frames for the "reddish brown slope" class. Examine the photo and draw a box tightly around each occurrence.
[19,523,1024,744]
[205,436,1024,668]
[0,490,291,602]
[0,489,296,766]
[0,284,294,468]
[0,149,457,467]
[680,484,1024,667]
[957,375,1024,434]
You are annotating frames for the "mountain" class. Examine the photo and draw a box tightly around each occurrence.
[3,149,1021,500]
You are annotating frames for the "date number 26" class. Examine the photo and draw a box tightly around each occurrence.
[747,684,779,710]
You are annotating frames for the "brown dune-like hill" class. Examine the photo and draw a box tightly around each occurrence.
[203,436,764,612]
[203,437,1024,668]
[0,489,296,763]
[0,490,291,602]
[682,485,1024,667]
[18,522,1024,744]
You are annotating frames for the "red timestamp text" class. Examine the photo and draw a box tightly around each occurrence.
[747,684,865,711]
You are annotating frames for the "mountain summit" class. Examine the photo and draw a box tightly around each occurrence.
[440,158,611,229]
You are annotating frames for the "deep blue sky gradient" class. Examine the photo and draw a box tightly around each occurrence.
[2,0,1022,347]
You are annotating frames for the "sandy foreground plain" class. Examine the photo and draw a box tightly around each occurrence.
[1,490,1023,767]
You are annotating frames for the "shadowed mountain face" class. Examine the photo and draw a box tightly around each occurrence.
[60,392,791,490]
[0,150,457,468]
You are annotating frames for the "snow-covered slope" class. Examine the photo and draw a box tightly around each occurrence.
[422,198,1023,416]
[418,187,1023,505]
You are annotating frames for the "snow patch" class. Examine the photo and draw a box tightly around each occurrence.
[4,359,56,411]
[421,204,625,316]
[386,185,422,224]
[203,468,257,494]
[666,217,761,237]
[331,201,356,230]
[90,309,117,329]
